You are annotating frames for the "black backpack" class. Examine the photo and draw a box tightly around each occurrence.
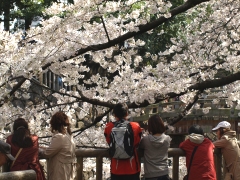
[109,120,134,159]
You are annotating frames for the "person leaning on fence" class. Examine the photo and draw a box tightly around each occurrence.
[40,111,77,180]
[179,124,216,180]
[139,114,172,180]
[6,118,45,180]
[104,103,142,180]
[0,140,15,167]
[212,121,240,180]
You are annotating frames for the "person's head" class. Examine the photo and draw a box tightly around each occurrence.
[50,111,72,135]
[212,121,231,139]
[147,114,166,135]
[0,141,15,166]
[113,103,128,120]
[188,124,204,135]
[12,118,33,148]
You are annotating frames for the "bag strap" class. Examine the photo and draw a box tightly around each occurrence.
[11,148,23,168]
[186,146,198,180]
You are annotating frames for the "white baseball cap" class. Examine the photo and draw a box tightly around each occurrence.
[212,121,231,131]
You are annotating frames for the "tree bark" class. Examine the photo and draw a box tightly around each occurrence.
[3,0,10,31]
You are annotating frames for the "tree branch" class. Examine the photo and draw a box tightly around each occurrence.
[72,108,113,138]
[168,90,202,126]
[189,71,240,91]
[42,0,209,70]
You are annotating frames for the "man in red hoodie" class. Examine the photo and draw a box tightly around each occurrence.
[104,103,142,180]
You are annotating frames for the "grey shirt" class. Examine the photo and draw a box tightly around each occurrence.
[139,133,171,178]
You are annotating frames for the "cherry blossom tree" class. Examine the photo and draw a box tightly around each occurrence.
[0,0,239,148]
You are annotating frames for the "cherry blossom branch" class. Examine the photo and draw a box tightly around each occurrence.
[71,70,240,109]
[42,0,210,70]
[129,70,240,108]
[100,16,111,42]
[97,4,111,42]
[167,90,202,126]
[8,77,26,96]
[188,71,240,91]
[73,108,112,138]
[0,0,211,109]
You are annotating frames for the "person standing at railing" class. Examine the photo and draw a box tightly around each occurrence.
[138,114,172,180]
[179,124,216,180]
[40,111,77,180]
[6,118,45,180]
[212,121,240,180]
[0,140,15,167]
[104,103,142,180]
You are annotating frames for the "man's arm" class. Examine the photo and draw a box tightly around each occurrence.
[213,138,228,148]
[104,122,114,145]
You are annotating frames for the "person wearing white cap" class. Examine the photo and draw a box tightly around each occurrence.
[212,121,240,180]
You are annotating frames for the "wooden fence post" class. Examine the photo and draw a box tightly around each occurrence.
[96,157,103,180]
[77,157,83,180]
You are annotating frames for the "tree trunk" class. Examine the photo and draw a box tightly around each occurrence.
[25,17,32,30]
[3,0,10,31]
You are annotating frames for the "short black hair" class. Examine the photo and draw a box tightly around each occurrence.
[188,124,204,135]
[113,103,128,119]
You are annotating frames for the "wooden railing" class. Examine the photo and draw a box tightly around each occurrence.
[75,148,223,180]
[46,148,222,180]
[2,148,223,180]
[0,170,36,180]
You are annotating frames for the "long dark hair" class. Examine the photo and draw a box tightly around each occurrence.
[50,111,72,135]
[11,118,33,148]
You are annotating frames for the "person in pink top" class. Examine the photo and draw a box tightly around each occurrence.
[179,125,216,180]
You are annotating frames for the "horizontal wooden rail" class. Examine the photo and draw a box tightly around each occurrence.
[2,148,222,180]
[73,148,221,180]
[0,170,36,180]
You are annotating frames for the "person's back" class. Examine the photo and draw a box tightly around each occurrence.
[41,111,76,180]
[6,118,45,180]
[7,135,42,171]
[179,125,216,180]
[139,114,171,180]
[104,103,142,180]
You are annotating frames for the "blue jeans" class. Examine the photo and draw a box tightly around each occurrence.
[145,174,171,180]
